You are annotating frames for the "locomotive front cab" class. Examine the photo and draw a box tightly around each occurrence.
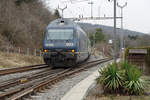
[43,27,78,66]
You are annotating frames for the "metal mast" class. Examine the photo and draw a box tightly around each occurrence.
[117,2,127,49]
[107,0,117,66]
[113,0,117,66]
[88,1,94,19]
[58,5,67,18]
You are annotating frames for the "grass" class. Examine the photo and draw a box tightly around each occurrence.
[0,51,44,68]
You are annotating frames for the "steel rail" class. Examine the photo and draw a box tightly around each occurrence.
[0,64,48,75]
[3,58,112,100]
[0,67,64,91]
[0,68,70,99]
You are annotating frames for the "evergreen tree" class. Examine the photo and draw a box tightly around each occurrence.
[95,28,105,43]
[88,28,105,46]
[54,9,61,18]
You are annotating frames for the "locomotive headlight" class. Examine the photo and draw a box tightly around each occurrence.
[66,43,74,46]
[44,49,48,52]
[72,49,75,53]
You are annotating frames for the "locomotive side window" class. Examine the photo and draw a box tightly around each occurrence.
[47,29,73,40]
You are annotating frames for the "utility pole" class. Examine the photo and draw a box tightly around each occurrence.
[117,2,127,50]
[58,5,67,18]
[108,0,117,66]
[88,1,94,19]
[114,0,117,66]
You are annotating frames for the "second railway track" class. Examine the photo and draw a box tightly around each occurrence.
[0,64,48,75]
[0,58,112,100]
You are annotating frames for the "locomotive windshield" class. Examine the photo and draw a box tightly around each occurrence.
[47,29,73,40]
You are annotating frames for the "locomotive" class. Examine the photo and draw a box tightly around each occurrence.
[42,18,91,67]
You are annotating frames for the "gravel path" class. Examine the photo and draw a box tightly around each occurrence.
[27,56,110,100]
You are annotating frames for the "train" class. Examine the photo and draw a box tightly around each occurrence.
[42,18,91,67]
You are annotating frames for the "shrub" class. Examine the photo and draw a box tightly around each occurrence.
[120,61,130,70]
[96,63,124,93]
[123,65,147,95]
[97,61,147,95]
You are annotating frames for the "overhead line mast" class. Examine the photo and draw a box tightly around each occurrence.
[117,2,127,50]
[88,1,94,19]
[58,5,67,18]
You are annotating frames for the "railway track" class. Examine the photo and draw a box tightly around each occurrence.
[0,58,112,100]
[0,64,48,75]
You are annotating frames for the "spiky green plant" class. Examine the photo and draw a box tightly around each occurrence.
[97,61,147,95]
[120,61,130,70]
[123,65,147,95]
[96,63,124,92]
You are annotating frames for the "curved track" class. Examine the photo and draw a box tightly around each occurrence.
[0,58,112,100]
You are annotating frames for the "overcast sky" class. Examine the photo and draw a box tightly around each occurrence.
[46,0,150,34]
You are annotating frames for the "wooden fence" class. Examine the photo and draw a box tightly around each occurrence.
[0,46,42,56]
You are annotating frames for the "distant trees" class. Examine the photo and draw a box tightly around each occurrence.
[125,34,150,48]
[128,35,138,40]
[89,28,105,46]
[95,28,105,42]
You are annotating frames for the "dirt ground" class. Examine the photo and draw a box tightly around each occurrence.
[0,51,44,68]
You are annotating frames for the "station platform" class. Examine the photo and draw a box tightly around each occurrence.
[61,59,118,100]
[61,66,100,100]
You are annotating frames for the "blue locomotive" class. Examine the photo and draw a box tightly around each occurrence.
[42,18,91,67]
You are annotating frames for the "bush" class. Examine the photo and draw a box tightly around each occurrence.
[97,62,147,95]
[123,65,147,95]
[120,61,129,70]
[96,63,124,93]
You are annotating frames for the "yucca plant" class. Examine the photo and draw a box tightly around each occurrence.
[120,61,130,70]
[96,63,124,93]
[123,65,147,95]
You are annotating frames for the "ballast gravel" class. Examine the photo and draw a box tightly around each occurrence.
[0,68,49,83]
[28,56,110,100]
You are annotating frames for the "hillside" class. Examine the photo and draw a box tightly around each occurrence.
[0,0,58,48]
[78,23,150,47]
[78,23,145,36]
